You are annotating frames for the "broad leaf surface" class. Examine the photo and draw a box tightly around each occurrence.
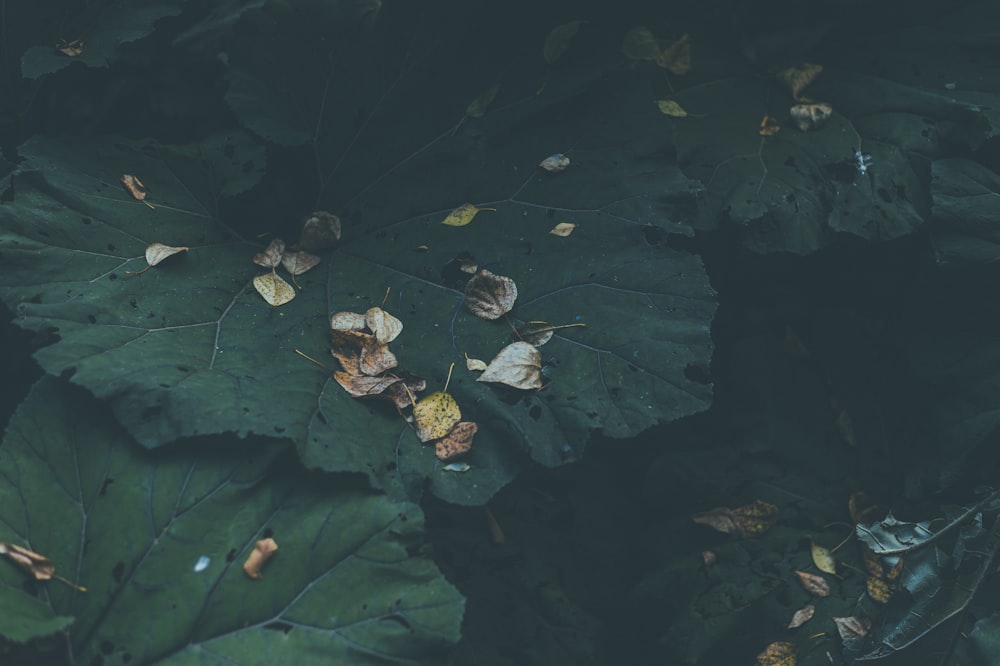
[0,377,464,665]
[0,2,716,505]
[0,582,74,644]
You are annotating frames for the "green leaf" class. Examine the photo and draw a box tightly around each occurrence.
[930,158,1000,264]
[0,377,464,664]
[20,0,188,79]
[0,582,74,643]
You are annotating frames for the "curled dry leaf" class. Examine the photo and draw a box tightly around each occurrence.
[549,222,576,237]
[331,311,368,331]
[465,353,487,372]
[539,153,570,172]
[253,238,285,268]
[56,39,84,57]
[756,641,795,666]
[0,541,55,581]
[832,616,871,640]
[358,336,397,376]
[795,570,831,597]
[280,250,321,285]
[759,115,781,136]
[790,103,832,131]
[242,537,278,580]
[365,307,403,343]
[621,25,660,61]
[465,269,517,320]
[413,391,461,442]
[298,211,341,252]
[435,421,478,461]
[787,604,815,629]
[477,341,543,390]
[779,63,823,101]
[442,203,495,227]
[811,541,837,574]
[333,371,402,399]
[544,20,583,64]
[121,174,154,208]
[127,242,189,275]
[655,33,691,75]
[253,271,296,306]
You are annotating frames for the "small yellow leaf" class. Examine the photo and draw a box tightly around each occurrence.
[759,115,781,136]
[253,271,296,306]
[811,541,837,574]
[655,99,688,117]
[413,391,462,442]
[549,222,576,236]
[242,538,278,580]
[442,203,495,227]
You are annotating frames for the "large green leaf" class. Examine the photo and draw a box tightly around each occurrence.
[0,2,716,505]
[0,377,464,664]
[0,582,73,644]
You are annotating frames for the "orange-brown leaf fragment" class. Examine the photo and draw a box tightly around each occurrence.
[435,421,478,461]
[867,576,892,603]
[477,341,543,390]
[795,570,831,597]
[759,115,781,136]
[465,269,517,320]
[787,604,815,629]
[413,391,461,442]
[243,538,278,580]
[298,211,341,252]
[121,174,154,208]
[0,542,55,581]
[730,499,778,537]
[756,641,796,666]
[832,616,871,639]
[333,371,401,399]
[253,238,285,268]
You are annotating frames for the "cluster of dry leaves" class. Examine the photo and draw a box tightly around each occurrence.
[690,493,900,665]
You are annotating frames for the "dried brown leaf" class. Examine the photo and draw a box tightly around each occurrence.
[0,542,55,581]
[333,371,401,399]
[435,421,478,461]
[759,115,781,136]
[832,616,871,639]
[359,336,398,376]
[795,570,831,597]
[465,269,518,320]
[56,39,84,57]
[691,506,739,535]
[280,250,320,277]
[299,211,341,252]
[365,307,403,343]
[253,238,285,268]
[383,374,426,409]
[867,575,891,603]
[477,341,543,390]
[787,604,815,629]
[730,499,778,537]
[242,538,278,580]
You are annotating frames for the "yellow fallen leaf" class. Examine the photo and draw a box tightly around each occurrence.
[756,641,796,666]
[549,222,576,236]
[413,390,462,442]
[243,538,278,580]
[253,271,296,306]
[811,541,837,574]
[655,99,690,117]
[442,203,495,227]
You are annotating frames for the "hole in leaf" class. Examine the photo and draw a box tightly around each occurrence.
[112,561,125,583]
[99,478,114,497]
[263,621,293,634]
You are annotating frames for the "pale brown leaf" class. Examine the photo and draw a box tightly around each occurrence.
[435,421,478,461]
[795,570,831,597]
[787,604,815,629]
[465,269,517,320]
[832,616,871,639]
[242,538,278,580]
[253,238,285,268]
[477,341,543,390]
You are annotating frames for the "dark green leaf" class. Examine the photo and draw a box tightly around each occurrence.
[0,582,73,644]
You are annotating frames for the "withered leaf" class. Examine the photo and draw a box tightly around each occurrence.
[299,211,341,252]
[795,570,831,597]
[477,341,543,390]
[539,153,570,172]
[365,307,403,343]
[867,576,892,603]
[811,541,837,574]
[0,541,55,581]
[242,537,278,580]
[516,321,556,347]
[253,238,285,268]
[121,174,154,208]
[779,63,823,101]
[435,421,477,461]
[465,353,487,372]
[691,506,739,535]
[442,203,495,227]
[465,269,517,320]
[621,25,660,61]
[549,222,576,237]
[359,336,398,376]
[655,99,689,117]
[787,604,815,629]
[755,641,795,666]
[333,371,401,399]
[280,250,320,280]
[832,616,871,640]
[543,20,583,64]
[56,39,84,57]
[413,391,461,442]
[730,499,778,537]
[383,373,426,409]
[655,33,691,75]
[126,242,189,275]
[253,271,296,306]
[330,311,368,332]
[759,115,781,136]
[330,329,369,374]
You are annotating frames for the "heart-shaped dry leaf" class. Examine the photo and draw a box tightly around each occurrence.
[252,271,295,306]
[477,341,543,390]
[413,391,461,442]
[280,250,320,276]
[464,269,517,320]
[365,307,403,343]
[253,238,285,268]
